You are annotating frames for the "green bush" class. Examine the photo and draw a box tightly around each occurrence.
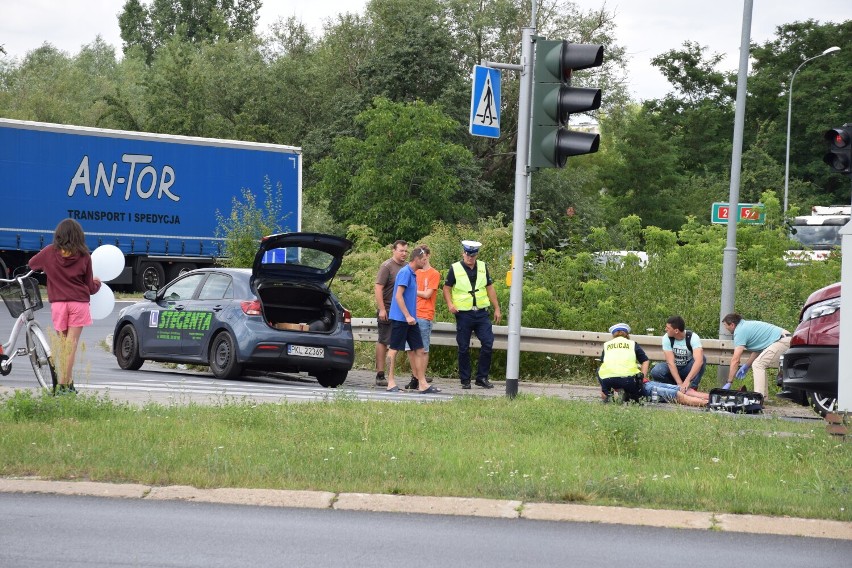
[337,191,840,382]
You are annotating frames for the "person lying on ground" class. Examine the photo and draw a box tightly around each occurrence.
[643,380,710,407]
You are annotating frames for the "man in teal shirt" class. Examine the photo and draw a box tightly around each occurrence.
[722,313,791,397]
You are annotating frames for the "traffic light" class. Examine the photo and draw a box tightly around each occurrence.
[530,39,604,169]
[823,125,852,175]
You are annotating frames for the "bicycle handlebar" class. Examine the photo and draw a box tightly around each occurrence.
[0,269,39,284]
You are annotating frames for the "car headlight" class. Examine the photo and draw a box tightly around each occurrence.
[802,297,841,321]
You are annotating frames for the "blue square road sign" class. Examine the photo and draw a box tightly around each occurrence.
[469,65,501,138]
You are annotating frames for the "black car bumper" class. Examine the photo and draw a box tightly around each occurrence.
[779,345,838,402]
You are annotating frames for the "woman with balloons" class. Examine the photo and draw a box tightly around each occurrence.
[28,219,103,394]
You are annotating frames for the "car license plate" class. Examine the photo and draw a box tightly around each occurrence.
[287,345,324,358]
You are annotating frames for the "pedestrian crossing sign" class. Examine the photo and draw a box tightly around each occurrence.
[469,65,501,138]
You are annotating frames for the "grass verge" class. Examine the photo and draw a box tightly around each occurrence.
[0,390,848,521]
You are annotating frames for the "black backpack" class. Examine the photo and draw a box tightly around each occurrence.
[669,330,693,353]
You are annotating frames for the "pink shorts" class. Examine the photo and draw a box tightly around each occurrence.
[51,301,93,332]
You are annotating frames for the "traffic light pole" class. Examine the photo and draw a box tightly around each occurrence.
[504,24,535,399]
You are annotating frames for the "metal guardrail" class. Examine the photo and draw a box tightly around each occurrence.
[352,318,735,365]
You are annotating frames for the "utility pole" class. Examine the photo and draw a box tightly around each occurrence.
[717,0,753,384]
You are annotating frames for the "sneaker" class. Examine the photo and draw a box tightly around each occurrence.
[404,377,419,390]
[461,382,472,390]
[474,378,494,389]
[375,372,388,387]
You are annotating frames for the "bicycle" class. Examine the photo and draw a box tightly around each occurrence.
[0,269,58,390]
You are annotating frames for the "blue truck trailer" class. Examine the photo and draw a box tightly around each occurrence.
[0,118,301,290]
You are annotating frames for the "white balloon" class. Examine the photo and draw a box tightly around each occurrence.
[90,284,115,320]
[91,245,125,282]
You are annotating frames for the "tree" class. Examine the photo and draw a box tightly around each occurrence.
[311,97,489,243]
[644,41,736,178]
[145,38,206,135]
[359,0,463,105]
[119,0,155,63]
[118,0,262,61]
[598,105,685,231]
[215,177,288,267]
[748,20,852,204]
[0,39,120,126]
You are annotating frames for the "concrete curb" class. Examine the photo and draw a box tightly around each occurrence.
[146,485,337,509]
[335,492,522,518]
[714,513,852,540]
[521,502,713,530]
[0,478,150,498]
[2,478,849,540]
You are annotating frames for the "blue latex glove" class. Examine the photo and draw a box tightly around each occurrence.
[735,364,749,379]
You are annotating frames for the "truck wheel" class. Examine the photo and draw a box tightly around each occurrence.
[809,391,838,417]
[209,332,243,379]
[315,370,347,388]
[136,262,165,292]
[167,263,196,281]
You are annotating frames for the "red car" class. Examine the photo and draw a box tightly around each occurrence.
[778,282,840,415]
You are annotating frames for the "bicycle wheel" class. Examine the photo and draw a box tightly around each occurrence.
[26,326,57,390]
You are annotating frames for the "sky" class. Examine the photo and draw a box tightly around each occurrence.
[0,0,849,101]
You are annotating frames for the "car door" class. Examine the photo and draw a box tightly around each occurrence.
[188,272,235,356]
[141,273,206,357]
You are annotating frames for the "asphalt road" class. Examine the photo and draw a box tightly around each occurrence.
[1,492,848,568]
[0,301,450,403]
[0,300,823,419]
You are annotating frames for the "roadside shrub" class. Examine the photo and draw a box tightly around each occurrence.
[333,196,841,381]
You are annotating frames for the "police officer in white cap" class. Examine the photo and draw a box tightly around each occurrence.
[442,240,502,389]
[598,323,650,403]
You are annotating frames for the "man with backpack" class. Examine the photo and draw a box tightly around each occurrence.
[649,315,707,393]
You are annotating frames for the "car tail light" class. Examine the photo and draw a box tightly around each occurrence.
[343,308,351,324]
[790,335,806,346]
[241,300,262,316]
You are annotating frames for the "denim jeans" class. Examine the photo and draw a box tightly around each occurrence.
[649,355,706,389]
[454,309,494,383]
[416,318,433,352]
[643,380,680,402]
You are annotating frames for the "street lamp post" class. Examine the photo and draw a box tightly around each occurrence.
[784,46,840,214]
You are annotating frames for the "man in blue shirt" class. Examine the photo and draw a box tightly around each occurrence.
[386,246,439,394]
[649,315,706,392]
[722,313,791,397]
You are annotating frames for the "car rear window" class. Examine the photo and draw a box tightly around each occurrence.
[261,247,336,273]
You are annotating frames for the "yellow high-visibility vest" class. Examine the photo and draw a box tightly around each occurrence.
[599,337,640,378]
[450,261,490,310]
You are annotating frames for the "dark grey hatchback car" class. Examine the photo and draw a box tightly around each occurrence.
[112,233,355,387]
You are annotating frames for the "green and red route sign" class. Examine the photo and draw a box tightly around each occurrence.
[711,202,765,225]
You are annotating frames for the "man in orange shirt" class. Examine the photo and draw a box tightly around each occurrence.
[405,244,441,390]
